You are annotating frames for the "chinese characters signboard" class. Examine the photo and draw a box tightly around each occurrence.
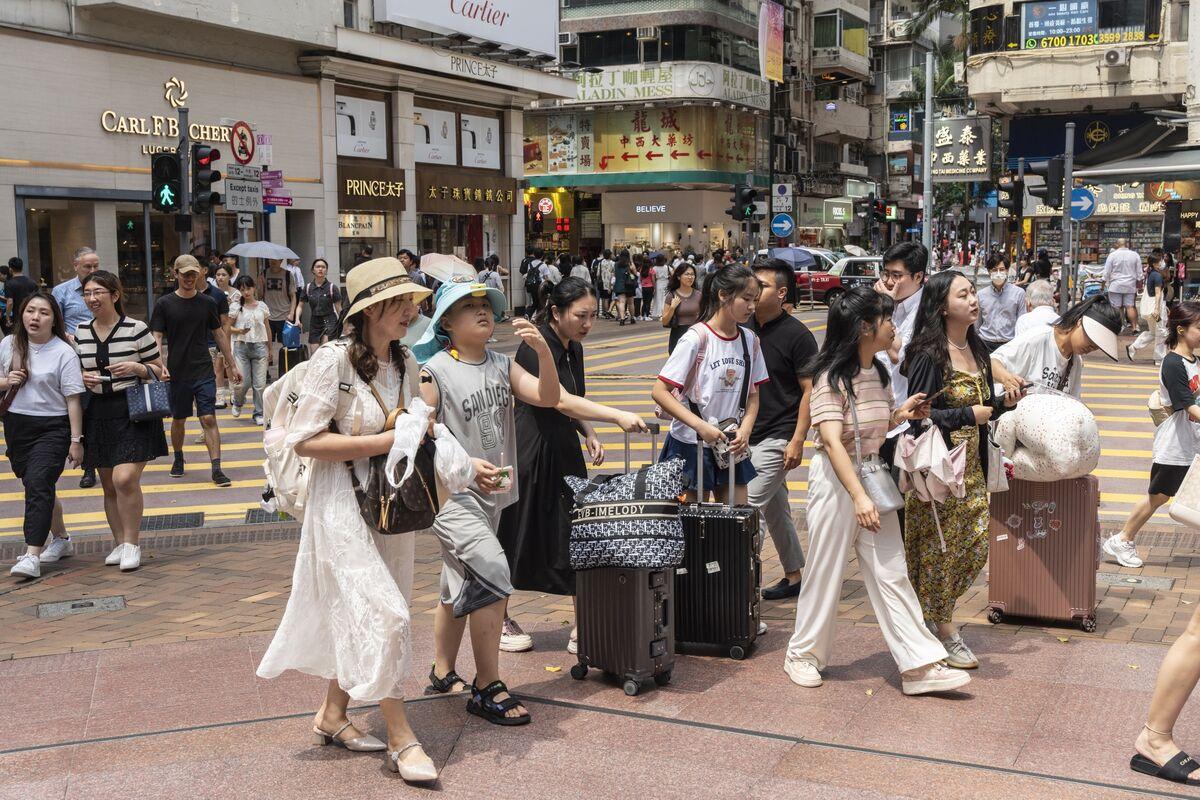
[929,116,991,183]
[1020,0,1149,49]
[1028,182,1162,217]
[758,1,785,83]
[569,63,768,111]
[525,107,766,177]
[415,167,516,215]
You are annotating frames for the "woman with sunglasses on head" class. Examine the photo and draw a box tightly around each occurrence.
[73,271,168,572]
[5,293,85,579]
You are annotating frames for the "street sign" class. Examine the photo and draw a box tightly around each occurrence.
[260,169,284,189]
[255,133,273,165]
[230,121,255,165]
[1070,187,1096,221]
[225,179,264,213]
[263,190,293,207]
[770,213,795,238]
[772,182,793,197]
[237,212,254,229]
[225,164,261,180]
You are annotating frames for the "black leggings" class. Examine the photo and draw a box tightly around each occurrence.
[4,412,70,547]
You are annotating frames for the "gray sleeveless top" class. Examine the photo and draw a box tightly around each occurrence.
[423,349,518,512]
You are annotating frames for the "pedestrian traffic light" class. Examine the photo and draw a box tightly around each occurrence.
[725,183,759,222]
[1027,156,1064,210]
[190,144,222,213]
[872,198,887,224]
[555,217,570,233]
[997,174,1025,217]
[150,152,182,213]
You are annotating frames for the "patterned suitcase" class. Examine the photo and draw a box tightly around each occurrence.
[986,476,1100,632]
[571,425,676,695]
[674,442,762,659]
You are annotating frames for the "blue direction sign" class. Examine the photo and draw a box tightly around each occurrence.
[770,213,795,238]
[1070,187,1096,221]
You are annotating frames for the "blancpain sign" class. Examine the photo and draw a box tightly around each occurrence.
[374,0,558,58]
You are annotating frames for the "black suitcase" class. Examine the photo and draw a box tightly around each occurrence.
[674,440,761,659]
[278,346,307,377]
[571,425,676,696]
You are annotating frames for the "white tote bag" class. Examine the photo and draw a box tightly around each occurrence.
[1169,455,1200,529]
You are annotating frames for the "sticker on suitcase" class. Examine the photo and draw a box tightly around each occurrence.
[1022,500,1058,540]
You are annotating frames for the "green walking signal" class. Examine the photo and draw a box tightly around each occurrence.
[151,152,183,213]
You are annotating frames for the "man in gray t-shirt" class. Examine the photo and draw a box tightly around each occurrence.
[259,259,298,374]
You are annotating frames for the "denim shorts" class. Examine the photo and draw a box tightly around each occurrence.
[660,434,757,492]
[169,376,217,420]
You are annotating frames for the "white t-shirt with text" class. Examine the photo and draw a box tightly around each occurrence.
[991,326,1083,398]
[658,323,770,444]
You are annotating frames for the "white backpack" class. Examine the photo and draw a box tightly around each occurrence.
[261,340,360,517]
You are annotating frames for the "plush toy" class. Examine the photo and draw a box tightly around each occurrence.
[993,393,1100,481]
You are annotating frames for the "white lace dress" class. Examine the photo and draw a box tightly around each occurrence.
[257,345,419,702]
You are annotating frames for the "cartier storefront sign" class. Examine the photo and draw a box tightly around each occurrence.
[337,164,407,212]
[416,167,518,215]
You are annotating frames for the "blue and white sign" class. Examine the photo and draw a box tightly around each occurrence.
[1070,187,1096,221]
[770,213,795,238]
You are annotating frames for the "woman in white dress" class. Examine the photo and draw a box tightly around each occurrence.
[652,254,671,318]
[256,257,439,784]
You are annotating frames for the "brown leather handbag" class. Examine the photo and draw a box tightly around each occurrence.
[0,350,24,416]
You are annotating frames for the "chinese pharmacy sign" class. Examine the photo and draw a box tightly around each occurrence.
[929,116,992,183]
[524,107,766,177]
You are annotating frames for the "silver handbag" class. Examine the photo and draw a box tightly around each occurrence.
[849,401,905,514]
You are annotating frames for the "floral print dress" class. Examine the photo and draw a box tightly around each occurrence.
[904,368,991,626]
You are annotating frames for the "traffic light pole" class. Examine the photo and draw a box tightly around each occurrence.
[177,107,190,260]
[1059,123,1074,313]
[1015,157,1025,263]
[921,50,934,267]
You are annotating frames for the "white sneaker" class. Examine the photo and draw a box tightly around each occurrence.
[758,620,768,635]
[10,554,40,579]
[940,633,979,669]
[231,405,242,419]
[104,544,127,566]
[1103,533,1144,568]
[566,633,578,655]
[119,545,141,571]
[499,618,534,653]
[901,662,971,695]
[39,536,73,563]
[783,654,823,687]
[253,413,264,426]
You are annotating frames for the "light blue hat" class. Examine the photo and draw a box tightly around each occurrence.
[411,276,507,363]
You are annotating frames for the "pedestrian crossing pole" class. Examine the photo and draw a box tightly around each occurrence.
[177,107,190,260]
[1059,122,1075,313]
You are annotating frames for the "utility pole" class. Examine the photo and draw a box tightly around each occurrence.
[921,49,934,267]
[1059,122,1075,313]
[1191,0,1200,144]
[177,107,191,259]
[1015,157,1026,263]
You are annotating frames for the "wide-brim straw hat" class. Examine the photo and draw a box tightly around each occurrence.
[341,257,433,322]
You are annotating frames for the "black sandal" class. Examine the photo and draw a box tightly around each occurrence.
[427,665,467,695]
[466,679,531,726]
[1131,751,1200,785]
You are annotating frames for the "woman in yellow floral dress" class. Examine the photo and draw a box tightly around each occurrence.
[900,271,1021,671]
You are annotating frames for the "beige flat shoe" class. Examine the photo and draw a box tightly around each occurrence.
[311,721,386,752]
[388,741,438,783]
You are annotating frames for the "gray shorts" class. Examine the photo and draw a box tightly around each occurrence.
[432,492,513,617]
[1109,291,1135,309]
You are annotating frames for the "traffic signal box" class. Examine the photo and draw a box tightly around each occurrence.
[151,152,182,213]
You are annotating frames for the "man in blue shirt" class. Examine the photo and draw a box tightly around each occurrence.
[52,246,99,340]
[52,246,100,488]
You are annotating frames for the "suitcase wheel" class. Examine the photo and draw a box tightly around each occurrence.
[729,645,746,661]
[986,608,1004,625]
[570,663,588,680]
[623,679,640,697]
[1080,616,1097,633]
[653,670,672,687]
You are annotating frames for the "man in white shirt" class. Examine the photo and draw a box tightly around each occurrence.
[977,256,1027,352]
[874,241,927,409]
[1102,238,1144,332]
[1014,279,1059,336]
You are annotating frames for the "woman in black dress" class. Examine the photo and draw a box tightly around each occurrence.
[75,271,168,571]
[497,277,648,654]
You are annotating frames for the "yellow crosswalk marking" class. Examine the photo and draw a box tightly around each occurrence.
[0,500,259,533]
[0,479,262,503]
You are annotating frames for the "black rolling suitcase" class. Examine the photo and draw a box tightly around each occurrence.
[278,346,307,378]
[674,441,762,659]
[571,425,677,696]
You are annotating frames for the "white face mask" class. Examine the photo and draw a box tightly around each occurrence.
[991,272,1007,287]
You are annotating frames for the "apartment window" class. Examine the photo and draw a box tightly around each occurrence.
[1099,0,1146,29]
[1180,3,1190,41]
[842,15,868,56]
[580,29,640,66]
[814,141,840,164]
[815,83,838,101]
[814,13,839,48]
[642,39,659,62]
[343,0,356,29]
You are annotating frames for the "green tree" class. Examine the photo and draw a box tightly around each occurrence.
[904,0,969,45]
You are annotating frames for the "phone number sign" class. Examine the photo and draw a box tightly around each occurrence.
[1022,0,1097,48]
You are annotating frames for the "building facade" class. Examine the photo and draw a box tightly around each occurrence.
[1,0,574,313]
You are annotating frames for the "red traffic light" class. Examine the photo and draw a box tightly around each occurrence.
[194,146,221,167]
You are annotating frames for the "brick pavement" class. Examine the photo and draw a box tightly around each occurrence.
[4,516,1199,662]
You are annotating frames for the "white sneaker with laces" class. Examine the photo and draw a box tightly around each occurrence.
[120,545,141,571]
[231,405,242,419]
[10,554,40,579]
[104,544,127,566]
[940,633,979,669]
[901,662,971,695]
[500,618,534,653]
[783,654,822,687]
[39,536,73,563]
[1103,533,1144,568]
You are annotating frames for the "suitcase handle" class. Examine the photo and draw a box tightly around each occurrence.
[623,420,661,472]
[693,424,737,506]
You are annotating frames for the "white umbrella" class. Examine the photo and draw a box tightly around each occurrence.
[843,244,869,257]
[224,241,300,261]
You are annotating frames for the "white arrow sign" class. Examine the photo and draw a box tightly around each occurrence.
[1072,194,1093,212]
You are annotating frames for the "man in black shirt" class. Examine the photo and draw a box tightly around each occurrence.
[150,255,241,486]
[748,258,818,601]
[5,257,37,324]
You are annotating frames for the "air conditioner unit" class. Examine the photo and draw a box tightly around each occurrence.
[787,132,799,149]
[636,26,659,40]
[1102,47,1129,67]
[773,116,787,136]
[775,144,788,170]
[558,32,578,46]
